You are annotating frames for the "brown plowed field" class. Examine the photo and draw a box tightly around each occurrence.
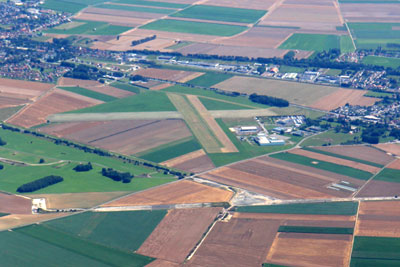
[163,150,215,173]
[28,191,130,209]
[289,148,380,173]
[145,259,180,267]
[0,214,67,231]
[187,218,280,267]
[75,13,148,27]
[132,39,177,52]
[40,119,192,155]
[259,2,342,31]
[58,77,99,87]
[134,68,204,83]
[310,89,378,111]
[374,143,400,156]
[203,0,275,10]
[213,26,294,49]
[81,7,163,20]
[266,232,352,267]
[201,156,365,199]
[355,201,400,237]
[0,96,27,109]
[282,219,355,228]
[387,159,400,170]
[102,180,233,207]
[138,208,221,263]
[129,28,220,43]
[341,3,400,22]
[0,193,31,214]
[314,145,394,165]
[357,180,400,198]
[233,212,356,222]
[0,78,53,92]
[7,89,101,128]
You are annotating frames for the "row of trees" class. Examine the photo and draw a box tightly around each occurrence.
[17,175,64,193]
[0,137,6,146]
[73,162,93,172]
[131,35,156,47]
[101,168,133,183]
[249,93,289,107]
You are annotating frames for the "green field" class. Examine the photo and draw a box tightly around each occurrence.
[278,226,354,235]
[58,86,117,102]
[365,91,394,98]
[0,212,8,217]
[236,201,359,215]
[45,20,131,36]
[41,0,87,13]
[199,97,251,110]
[69,91,176,113]
[0,105,23,121]
[279,33,341,51]
[110,82,142,94]
[270,152,373,180]
[186,72,233,87]
[137,137,201,163]
[207,119,299,166]
[303,147,384,168]
[373,168,400,183]
[362,56,400,69]
[348,22,400,49]
[170,5,266,24]
[44,210,166,252]
[140,19,247,36]
[166,41,192,50]
[351,236,400,266]
[279,65,306,73]
[16,224,154,266]
[96,3,175,14]
[0,127,175,194]
[114,0,188,8]
[301,130,362,146]
[340,35,356,53]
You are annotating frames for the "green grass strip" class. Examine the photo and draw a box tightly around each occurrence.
[16,224,155,266]
[58,86,117,102]
[352,236,400,261]
[114,0,188,9]
[0,212,9,217]
[278,226,354,235]
[270,152,373,180]
[236,201,359,215]
[303,147,384,168]
[110,82,142,94]
[373,168,400,183]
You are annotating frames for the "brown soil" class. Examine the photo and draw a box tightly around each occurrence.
[290,148,381,173]
[314,145,394,165]
[233,212,356,222]
[137,208,221,263]
[0,213,67,231]
[374,143,400,156]
[134,68,203,83]
[75,12,148,27]
[145,259,180,267]
[0,193,32,214]
[187,218,280,267]
[266,232,352,267]
[203,0,276,10]
[387,159,400,170]
[357,180,400,198]
[165,150,215,173]
[341,3,400,22]
[28,191,130,209]
[101,180,233,207]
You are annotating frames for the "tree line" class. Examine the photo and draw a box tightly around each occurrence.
[131,35,156,47]
[101,168,133,183]
[17,175,64,193]
[73,162,92,172]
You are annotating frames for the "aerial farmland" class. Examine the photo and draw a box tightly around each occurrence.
[0,0,399,266]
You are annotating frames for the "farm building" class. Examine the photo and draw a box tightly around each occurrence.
[237,126,259,135]
[255,136,285,146]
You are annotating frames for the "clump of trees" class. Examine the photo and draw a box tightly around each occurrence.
[0,164,3,170]
[73,162,93,172]
[0,137,6,146]
[101,168,133,183]
[131,35,156,47]
[17,175,64,193]
[249,93,289,107]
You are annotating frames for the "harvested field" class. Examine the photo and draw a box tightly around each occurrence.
[0,193,31,214]
[102,180,233,207]
[259,2,342,31]
[289,148,381,173]
[137,208,221,263]
[28,191,130,209]
[80,7,164,20]
[145,259,180,267]
[309,88,378,111]
[127,28,220,43]
[314,145,394,165]
[187,95,238,153]
[374,143,400,156]
[356,201,400,237]
[201,156,365,199]
[341,3,400,22]
[215,76,340,106]
[163,149,215,173]
[213,26,294,49]
[7,89,102,128]
[187,218,280,267]
[132,38,177,51]
[356,180,400,198]
[0,78,53,92]
[39,119,192,155]
[82,84,134,98]
[0,213,67,231]
[0,96,27,109]
[203,0,276,10]
[387,159,400,170]
[134,68,204,83]
[233,212,356,222]
[265,232,352,267]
